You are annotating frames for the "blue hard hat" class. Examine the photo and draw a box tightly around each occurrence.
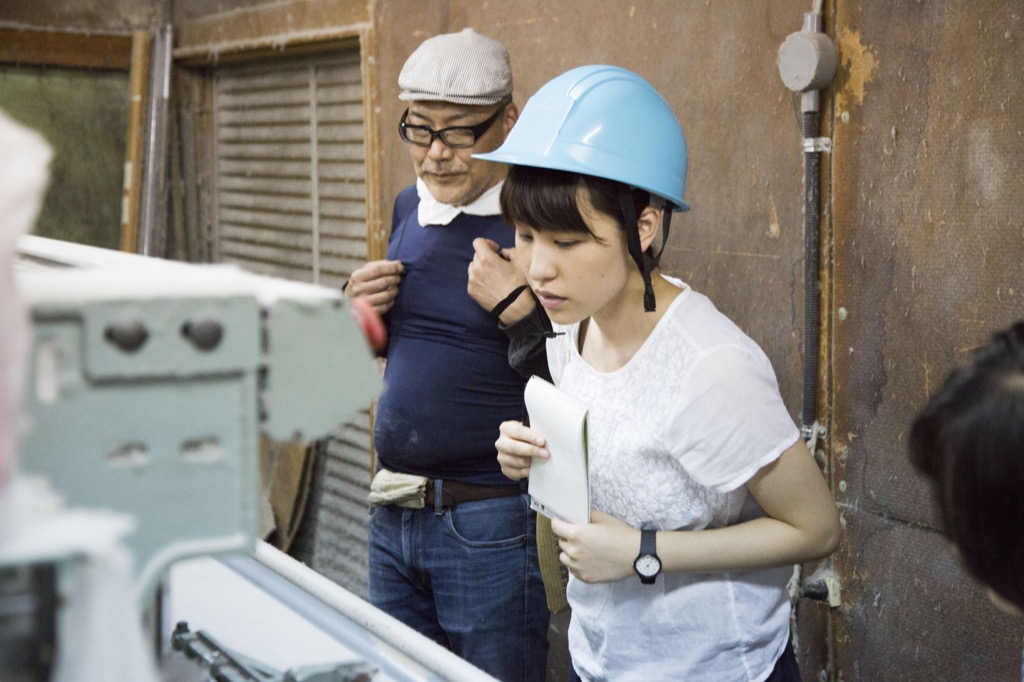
[475,64,689,211]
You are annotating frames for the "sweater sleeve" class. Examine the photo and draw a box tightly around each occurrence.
[499,304,553,382]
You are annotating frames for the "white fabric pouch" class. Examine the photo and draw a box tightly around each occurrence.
[368,469,428,508]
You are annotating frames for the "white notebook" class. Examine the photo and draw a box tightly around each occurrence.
[524,376,590,524]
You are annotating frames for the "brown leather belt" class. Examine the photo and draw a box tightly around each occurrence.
[424,479,523,508]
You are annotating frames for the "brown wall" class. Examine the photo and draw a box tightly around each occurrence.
[3,0,1023,679]
[0,0,157,31]
[830,2,1024,679]
[372,2,1024,679]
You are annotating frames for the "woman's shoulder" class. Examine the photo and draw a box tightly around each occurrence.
[664,287,743,342]
[661,287,774,372]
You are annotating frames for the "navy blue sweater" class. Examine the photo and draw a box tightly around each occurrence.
[374,185,526,487]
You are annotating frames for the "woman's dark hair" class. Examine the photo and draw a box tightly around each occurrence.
[908,320,1024,610]
[500,165,651,253]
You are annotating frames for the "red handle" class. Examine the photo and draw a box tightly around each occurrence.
[348,295,387,353]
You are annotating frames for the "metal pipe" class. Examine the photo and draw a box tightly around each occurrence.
[247,541,499,682]
[120,30,150,254]
[778,9,836,438]
[138,25,173,257]
[801,110,822,433]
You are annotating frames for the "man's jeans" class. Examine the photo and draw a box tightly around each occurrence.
[368,491,549,681]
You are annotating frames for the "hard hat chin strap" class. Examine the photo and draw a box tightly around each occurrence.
[618,191,672,313]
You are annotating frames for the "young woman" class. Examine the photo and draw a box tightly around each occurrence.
[475,65,842,681]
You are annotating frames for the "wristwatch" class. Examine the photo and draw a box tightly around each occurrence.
[633,528,661,585]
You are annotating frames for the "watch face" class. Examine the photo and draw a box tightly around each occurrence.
[635,554,661,578]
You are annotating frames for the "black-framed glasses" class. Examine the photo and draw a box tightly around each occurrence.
[398,103,507,149]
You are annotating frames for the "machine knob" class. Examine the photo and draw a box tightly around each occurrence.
[181,319,224,351]
[104,321,149,352]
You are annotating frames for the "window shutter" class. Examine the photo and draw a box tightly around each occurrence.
[213,53,366,288]
[211,51,374,597]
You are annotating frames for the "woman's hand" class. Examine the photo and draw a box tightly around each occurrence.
[551,510,639,584]
[495,420,549,480]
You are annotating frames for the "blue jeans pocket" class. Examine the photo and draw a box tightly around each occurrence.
[444,493,531,548]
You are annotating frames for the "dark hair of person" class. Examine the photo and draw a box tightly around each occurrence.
[500,165,652,255]
[908,320,1024,611]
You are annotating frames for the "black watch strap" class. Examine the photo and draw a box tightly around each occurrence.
[640,528,657,556]
[634,528,661,585]
[490,284,531,319]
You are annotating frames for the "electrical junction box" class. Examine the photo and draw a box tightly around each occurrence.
[777,12,837,94]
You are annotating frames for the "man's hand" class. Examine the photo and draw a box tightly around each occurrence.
[468,238,534,325]
[345,260,404,315]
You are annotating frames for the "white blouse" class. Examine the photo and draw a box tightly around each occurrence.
[547,276,799,682]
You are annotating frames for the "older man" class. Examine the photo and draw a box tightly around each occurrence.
[344,29,548,681]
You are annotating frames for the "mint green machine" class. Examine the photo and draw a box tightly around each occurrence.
[5,237,501,682]
[14,235,382,605]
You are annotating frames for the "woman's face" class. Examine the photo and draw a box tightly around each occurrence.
[514,190,636,326]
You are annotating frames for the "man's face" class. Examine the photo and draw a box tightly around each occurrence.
[404,100,518,206]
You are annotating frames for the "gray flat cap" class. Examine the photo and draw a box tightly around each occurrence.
[399,28,512,106]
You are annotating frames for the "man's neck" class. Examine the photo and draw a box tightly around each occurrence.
[416,179,503,224]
